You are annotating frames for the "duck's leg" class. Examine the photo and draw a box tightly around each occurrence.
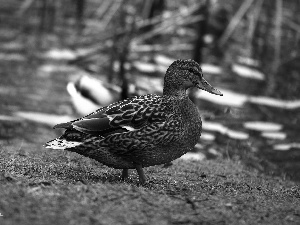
[135,164,146,184]
[121,169,129,180]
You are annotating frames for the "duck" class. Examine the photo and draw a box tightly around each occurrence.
[67,74,145,115]
[45,59,223,184]
[67,75,126,115]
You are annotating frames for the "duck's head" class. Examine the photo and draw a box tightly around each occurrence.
[164,59,223,96]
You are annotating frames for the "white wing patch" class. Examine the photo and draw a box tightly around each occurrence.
[121,125,138,131]
[106,114,114,121]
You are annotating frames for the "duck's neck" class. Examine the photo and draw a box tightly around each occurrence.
[163,84,187,98]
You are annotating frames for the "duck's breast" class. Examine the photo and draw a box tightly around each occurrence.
[179,98,202,147]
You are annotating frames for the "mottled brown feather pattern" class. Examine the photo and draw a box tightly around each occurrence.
[45,59,222,182]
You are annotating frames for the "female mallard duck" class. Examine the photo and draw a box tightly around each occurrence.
[67,75,137,115]
[45,59,222,184]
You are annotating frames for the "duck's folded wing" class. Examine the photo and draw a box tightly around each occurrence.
[57,94,167,136]
[98,116,180,155]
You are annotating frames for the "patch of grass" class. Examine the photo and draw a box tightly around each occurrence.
[0,145,300,225]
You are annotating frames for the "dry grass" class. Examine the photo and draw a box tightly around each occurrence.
[0,143,299,225]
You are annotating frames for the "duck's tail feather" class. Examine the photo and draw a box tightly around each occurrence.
[44,130,95,150]
[44,138,82,150]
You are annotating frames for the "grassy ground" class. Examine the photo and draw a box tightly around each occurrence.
[0,142,299,225]
[0,29,299,225]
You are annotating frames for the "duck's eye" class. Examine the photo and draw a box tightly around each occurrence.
[188,68,195,73]
[188,66,199,74]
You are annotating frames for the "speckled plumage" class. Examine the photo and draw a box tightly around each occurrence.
[45,59,222,184]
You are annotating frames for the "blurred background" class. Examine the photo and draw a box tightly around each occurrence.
[0,0,299,181]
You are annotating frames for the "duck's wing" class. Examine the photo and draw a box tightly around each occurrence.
[54,94,167,137]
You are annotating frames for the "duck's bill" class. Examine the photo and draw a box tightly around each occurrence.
[196,78,223,96]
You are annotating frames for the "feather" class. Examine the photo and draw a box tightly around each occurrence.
[45,59,223,184]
